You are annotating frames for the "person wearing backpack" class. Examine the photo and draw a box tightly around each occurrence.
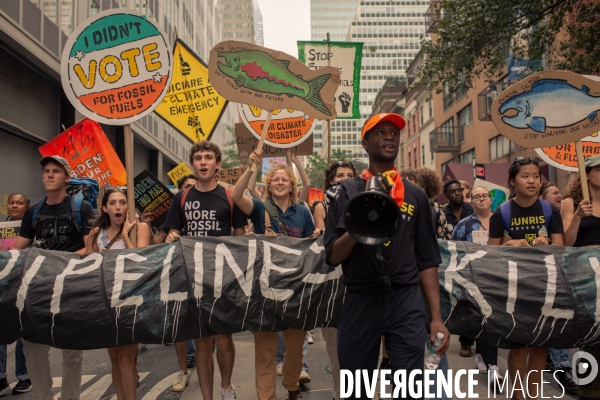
[232,150,317,400]
[13,155,95,400]
[488,157,564,400]
[162,141,247,400]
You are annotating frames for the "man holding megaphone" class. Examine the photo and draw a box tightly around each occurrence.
[323,113,450,399]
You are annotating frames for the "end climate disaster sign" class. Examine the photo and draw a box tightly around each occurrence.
[61,9,172,125]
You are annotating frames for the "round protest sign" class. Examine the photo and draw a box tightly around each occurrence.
[535,133,600,172]
[237,103,316,148]
[61,9,172,125]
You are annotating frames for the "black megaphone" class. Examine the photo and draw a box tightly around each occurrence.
[343,175,402,245]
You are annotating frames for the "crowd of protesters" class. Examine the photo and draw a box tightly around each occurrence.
[2,112,600,400]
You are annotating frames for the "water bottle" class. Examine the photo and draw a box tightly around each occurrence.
[424,332,444,370]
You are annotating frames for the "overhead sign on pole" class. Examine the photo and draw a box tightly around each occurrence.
[61,9,173,125]
[235,123,313,159]
[154,39,228,142]
[39,118,127,186]
[535,133,600,172]
[167,162,193,186]
[208,40,340,120]
[491,70,600,148]
[237,104,316,148]
[297,41,363,119]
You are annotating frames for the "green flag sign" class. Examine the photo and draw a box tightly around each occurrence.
[297,41,363,119]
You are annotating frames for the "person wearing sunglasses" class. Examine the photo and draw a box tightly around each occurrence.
[488,156,564,400]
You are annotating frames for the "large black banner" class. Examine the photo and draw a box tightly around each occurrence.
[0,237,599,351]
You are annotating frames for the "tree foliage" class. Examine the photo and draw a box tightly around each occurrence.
[417,0,600,94]
[305,154,328,190]
[220,125,249,169]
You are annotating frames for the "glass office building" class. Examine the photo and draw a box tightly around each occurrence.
[311,0,429,159]
[310,0,360,154]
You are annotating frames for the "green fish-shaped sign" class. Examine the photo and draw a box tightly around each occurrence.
[209,41,340,120]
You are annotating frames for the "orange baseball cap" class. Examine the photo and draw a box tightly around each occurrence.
[361,113,406,139]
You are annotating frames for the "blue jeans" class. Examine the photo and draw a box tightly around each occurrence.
[276,331,309,372]
[549,348,571,370]
[0,339,29,381]
[187,339,195,357]
[429,354,450,400]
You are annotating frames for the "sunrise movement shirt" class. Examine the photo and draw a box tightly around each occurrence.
[324,177,442,293]
[489,199,563,245]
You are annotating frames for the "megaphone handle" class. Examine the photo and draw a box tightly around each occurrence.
[250,110,274,172]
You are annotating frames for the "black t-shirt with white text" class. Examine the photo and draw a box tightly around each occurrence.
[489,199,563,244]
[162,185,247,237]
[323,177,442,293]
[19,195,94,252]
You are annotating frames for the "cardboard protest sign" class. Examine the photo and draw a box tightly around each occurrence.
[235,123,312,159]
[0,221,20,251]
[133,170,174,228]
[167,162,193,186]
[215,167,244,185]
[491,71,600,148]
[297,41,363,119]
[61,9,172,125]
[308,188,324,206]
[261,157,287,177]
[208,41,340,120]
[535,133,600,172]
[3,239,600,351]
[154,39,227,142]
[238,104,316,148]
[39,118,126,186]
[473,178,509,211]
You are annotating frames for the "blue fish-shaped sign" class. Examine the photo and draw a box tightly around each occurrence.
[499,79,600,133]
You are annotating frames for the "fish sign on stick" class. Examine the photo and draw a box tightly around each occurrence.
[208,41,340,121]
[492,71,600,149]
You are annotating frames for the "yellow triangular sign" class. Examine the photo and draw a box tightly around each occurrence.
[154,39,228,142]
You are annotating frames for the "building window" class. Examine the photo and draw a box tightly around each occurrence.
[408,150,412,168]
[458,148,475,164]
[429,100,433,119]
[457,104,473,128]
[457,103,472,142]
[441,158,455,175]
[420,105,424,125]
[414,148,418,168]
[489,135,515,161]
[422,145,425,166]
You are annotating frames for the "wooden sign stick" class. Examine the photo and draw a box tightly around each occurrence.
[285,148,292,167]
[575,140,590,201]
[250,110,274,172]
[124,124,137,243]
[326,32,332,166]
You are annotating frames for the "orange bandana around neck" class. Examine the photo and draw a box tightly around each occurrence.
[361,167,405,208]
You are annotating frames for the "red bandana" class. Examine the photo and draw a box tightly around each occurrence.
[361,167,405,208]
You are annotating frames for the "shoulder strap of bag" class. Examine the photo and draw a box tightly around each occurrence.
[501,200,511,232]
[539,198,553,232]
[71,193,84,235]
[262,200,289,236]
[31,196,47,231]
[179,186,193,210]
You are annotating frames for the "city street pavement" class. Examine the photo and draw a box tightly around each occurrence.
[3,331,578,399]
